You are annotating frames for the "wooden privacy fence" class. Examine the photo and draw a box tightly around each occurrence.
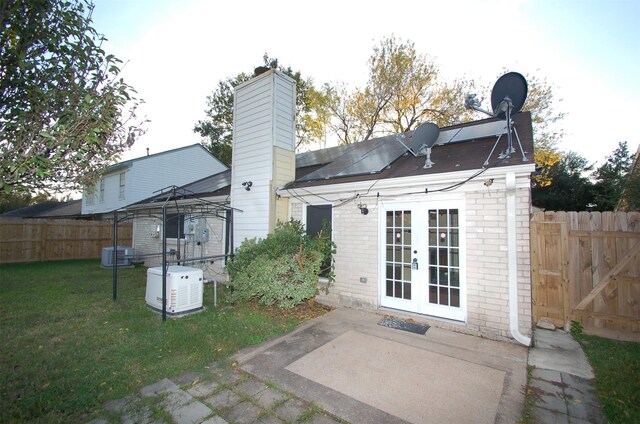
[0,218,132,264]
[531,211,640,339]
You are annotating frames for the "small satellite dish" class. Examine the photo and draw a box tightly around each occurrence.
[490,72,528,119]
[409,122,440,152]
[395,122,440,169]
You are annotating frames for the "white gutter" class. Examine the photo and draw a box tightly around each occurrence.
[506,172,532,346]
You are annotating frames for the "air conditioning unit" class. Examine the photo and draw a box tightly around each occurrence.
[145,266,204,316]
[101,246,135,267]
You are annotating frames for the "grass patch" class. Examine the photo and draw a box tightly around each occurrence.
[0,260,330,423]
[572,324,640,423]
[518,365,536,424]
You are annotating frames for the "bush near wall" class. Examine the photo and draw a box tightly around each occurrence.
[227,219,335,308]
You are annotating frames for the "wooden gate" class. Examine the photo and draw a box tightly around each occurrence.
[531,211,640,340]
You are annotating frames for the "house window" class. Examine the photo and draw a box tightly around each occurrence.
[85,190,95,205]
[164,213,185,239]
[99,179,105,202]
[118,172,126,200]
[305,204,332,237]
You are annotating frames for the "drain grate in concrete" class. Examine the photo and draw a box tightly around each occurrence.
[378,317,429,335]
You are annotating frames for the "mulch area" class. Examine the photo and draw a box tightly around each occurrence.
[257,300,334,323]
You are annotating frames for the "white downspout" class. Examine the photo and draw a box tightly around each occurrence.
[506,172,532,346]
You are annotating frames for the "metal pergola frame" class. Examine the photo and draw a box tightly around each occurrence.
[109,186,239,321]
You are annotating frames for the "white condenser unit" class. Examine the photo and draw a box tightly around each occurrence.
[145,266,204,315]
[101,246,135,267]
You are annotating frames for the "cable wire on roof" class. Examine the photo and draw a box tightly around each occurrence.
[284,155,508,204]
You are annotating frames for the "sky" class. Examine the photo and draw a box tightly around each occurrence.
[91,0,640,166]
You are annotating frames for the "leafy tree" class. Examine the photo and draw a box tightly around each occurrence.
[532,151,595,211]
[0,191,54,214]
[194,55,330,165]
[271,56,331,149]
[0,0,144,195]
[520,74,565,153]
[326,36,476,144]
[531,149,561,188]
[321,82,360,144]
[618,148,640,211]
[514,74,566,188]
[592,141,633,210]
[193,73,251,166]
[330,38,566,150]
[342,36,412,142]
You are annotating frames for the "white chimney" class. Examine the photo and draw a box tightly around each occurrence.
[230,69,296,250]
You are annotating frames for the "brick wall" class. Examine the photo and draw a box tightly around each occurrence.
[324,203,379,309]
[133,215,227,281]
[465,186,532,340]
[292,202,379,309]
[287,177,533,343]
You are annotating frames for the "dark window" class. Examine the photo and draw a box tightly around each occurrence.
[306,204,332,278]
[165,213,185,239]
[306,204,332,237]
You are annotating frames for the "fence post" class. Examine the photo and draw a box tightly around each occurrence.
[530,219,540,321]
[560,221,570,331]
[113,211,118,301]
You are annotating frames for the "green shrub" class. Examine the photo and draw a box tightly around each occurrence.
[227,219,335,308]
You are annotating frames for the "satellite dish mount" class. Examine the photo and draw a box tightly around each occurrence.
[396,122,440,169]
[465,72,529,166]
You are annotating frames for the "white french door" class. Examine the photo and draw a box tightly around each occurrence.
[380,201,466,321]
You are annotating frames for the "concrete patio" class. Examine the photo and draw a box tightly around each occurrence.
[88,307,607,424]
[234,307,529,424]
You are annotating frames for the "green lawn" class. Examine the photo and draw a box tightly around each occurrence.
[572,327,640,423]
[0,260,326,423]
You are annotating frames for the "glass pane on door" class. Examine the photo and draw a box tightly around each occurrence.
[427,208,460,308]
[385,210,412,300]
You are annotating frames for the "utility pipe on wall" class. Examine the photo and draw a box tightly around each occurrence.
[506,172,532,346]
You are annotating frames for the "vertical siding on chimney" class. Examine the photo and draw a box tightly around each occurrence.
[231,70,295,249]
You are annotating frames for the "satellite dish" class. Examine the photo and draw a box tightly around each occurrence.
[396,122,440,169]
[462,71,530,164]
[409,122,440,152]
[490,72,528,119]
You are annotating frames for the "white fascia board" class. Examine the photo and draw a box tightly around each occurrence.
[277,163,535,198]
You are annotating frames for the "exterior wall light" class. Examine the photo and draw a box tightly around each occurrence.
[357,203,368,215]
[242,181,252,191]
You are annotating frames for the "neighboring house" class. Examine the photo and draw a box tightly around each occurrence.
[82,144,227,216]
[126,170,231,280]
[129,69,536,344]
[0,199,83,219]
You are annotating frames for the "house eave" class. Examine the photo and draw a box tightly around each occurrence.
[277,163,535,199]
[102,163,132,175]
